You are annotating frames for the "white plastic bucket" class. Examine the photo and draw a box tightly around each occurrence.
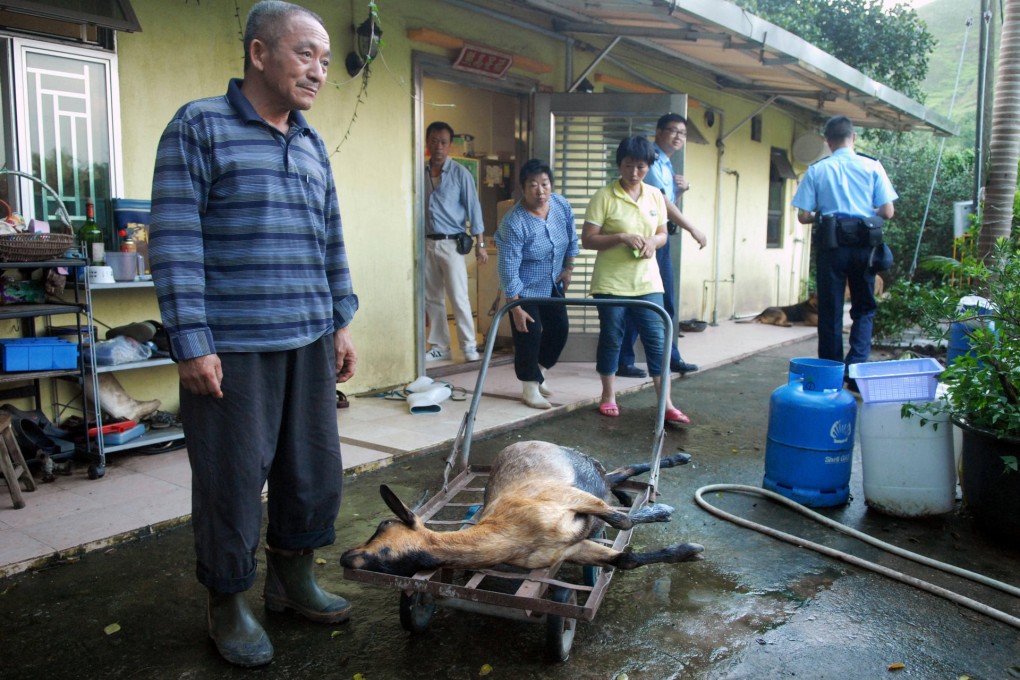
[858,401,956,517]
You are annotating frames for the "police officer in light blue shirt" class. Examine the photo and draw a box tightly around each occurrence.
[792,115,898,389]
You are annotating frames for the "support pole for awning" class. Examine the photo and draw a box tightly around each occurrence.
[568,36,622,92]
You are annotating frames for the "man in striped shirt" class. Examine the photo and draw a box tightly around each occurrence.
[150,0,356,667]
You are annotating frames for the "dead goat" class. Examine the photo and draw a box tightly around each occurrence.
[340,440,704,576]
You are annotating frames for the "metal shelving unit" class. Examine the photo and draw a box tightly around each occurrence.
[0,257,102,475]
[86,279,184,460]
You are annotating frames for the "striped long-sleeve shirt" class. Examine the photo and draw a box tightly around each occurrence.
[149,79,358,360]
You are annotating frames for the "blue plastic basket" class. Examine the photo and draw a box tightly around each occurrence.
[848,358,944,403]
[0,337,78,371]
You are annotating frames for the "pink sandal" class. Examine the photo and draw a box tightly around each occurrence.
[598,402,619,417]
[665,407,690,425]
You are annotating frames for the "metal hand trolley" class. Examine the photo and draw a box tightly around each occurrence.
[342,297,675,661]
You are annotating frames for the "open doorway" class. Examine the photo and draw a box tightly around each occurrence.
[414,54,532,376]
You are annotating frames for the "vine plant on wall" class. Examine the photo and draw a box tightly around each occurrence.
[182,0,382,155]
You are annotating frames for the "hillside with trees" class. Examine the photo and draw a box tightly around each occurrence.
[916,0,990,149]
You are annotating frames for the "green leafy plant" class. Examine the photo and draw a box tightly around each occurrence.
[906,236,1020,474]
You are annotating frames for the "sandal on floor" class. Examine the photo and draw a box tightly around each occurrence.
[665,407,690,425]
[336,390,350,409]
[598,402,619,417]
[145,410,177,429]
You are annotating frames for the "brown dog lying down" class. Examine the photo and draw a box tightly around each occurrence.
[739,293,819,327]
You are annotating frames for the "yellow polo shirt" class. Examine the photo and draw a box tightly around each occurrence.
[584,180,667,296]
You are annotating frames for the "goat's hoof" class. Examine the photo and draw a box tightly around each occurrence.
[633,503,674,523]
[662,452,692,466]
[668,542,705,562]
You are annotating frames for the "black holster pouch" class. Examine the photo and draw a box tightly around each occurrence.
[455,232,474,255]
[861,215,885,246]
[817,214,884,248]
[817,214,839,250]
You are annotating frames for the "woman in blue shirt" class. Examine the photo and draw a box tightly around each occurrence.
[495,159,579,409]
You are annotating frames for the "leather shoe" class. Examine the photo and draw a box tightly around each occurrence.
[671,361,700,375]
[616,365,648,379]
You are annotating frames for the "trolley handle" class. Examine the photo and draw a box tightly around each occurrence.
[444,296,673,490]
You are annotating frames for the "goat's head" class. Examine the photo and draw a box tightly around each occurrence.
[339,485,441,577]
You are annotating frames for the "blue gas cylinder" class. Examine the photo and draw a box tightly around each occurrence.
[763,358,857,507]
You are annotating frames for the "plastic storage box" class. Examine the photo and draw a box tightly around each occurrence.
[87,420,146,446]
[0,337,79,371]
[848,357,944,403]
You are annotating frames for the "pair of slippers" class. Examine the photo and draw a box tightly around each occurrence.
[598,402,690,424]
[336,390,350,409]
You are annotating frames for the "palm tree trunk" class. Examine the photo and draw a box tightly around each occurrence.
[979,0,1020,256]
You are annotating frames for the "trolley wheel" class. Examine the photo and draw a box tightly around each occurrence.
[399,591,436,633]
[545,586,577,662]
[87,464,105,479]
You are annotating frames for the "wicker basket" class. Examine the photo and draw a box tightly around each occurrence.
[0,233,76,262]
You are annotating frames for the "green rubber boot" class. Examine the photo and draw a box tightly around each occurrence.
[207,590,273,667]
[263,548,353,624]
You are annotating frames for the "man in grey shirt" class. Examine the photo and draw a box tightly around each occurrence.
[423,121,487,362]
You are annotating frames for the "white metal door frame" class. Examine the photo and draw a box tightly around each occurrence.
[532,93,688,360]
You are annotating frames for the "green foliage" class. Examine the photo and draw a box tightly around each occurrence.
[734,0,936,100]
[915,0,986,151]
[861,136,975,285]
[873,278,937,342]
[905,237,1020,442]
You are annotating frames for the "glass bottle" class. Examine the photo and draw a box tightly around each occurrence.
[78,199,105,264]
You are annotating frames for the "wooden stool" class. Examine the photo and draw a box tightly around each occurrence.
[0,414,37,509]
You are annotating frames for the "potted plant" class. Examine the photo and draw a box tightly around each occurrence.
[907,236,1020,544]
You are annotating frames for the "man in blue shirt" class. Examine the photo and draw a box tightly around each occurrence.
[792,115,897,389]
[424,121,488,363]
[617,113,707,379]
[150,0,356,667]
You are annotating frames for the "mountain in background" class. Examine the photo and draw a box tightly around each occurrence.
[916,0,989,147]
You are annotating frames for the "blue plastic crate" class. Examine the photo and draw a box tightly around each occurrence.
[0,337,79,371]
[102,422,146,446]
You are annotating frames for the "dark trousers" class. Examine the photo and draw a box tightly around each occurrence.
[816,245,877,370]
[510,287,570,383]
[619,242,682,368]
[181,334,343,593]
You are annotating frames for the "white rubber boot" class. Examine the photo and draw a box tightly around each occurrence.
[85,373,162,421]
[522,381,551,409]
[538,367,552,396]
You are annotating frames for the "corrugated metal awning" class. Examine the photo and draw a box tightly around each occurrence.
[520,0,957,136]
[0,0,141,33]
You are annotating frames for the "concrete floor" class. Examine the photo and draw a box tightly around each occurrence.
[1,336,1018,679]
[0,315,819,579]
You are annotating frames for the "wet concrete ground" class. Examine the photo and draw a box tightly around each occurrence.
[2,338,1019,680]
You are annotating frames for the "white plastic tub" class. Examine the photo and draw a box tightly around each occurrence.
[858,401,956,517]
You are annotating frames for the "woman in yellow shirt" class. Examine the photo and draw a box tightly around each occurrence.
[581,136,689,425]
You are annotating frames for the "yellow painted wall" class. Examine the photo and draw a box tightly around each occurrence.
[116,0,418,406]
[89,0,815,411]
